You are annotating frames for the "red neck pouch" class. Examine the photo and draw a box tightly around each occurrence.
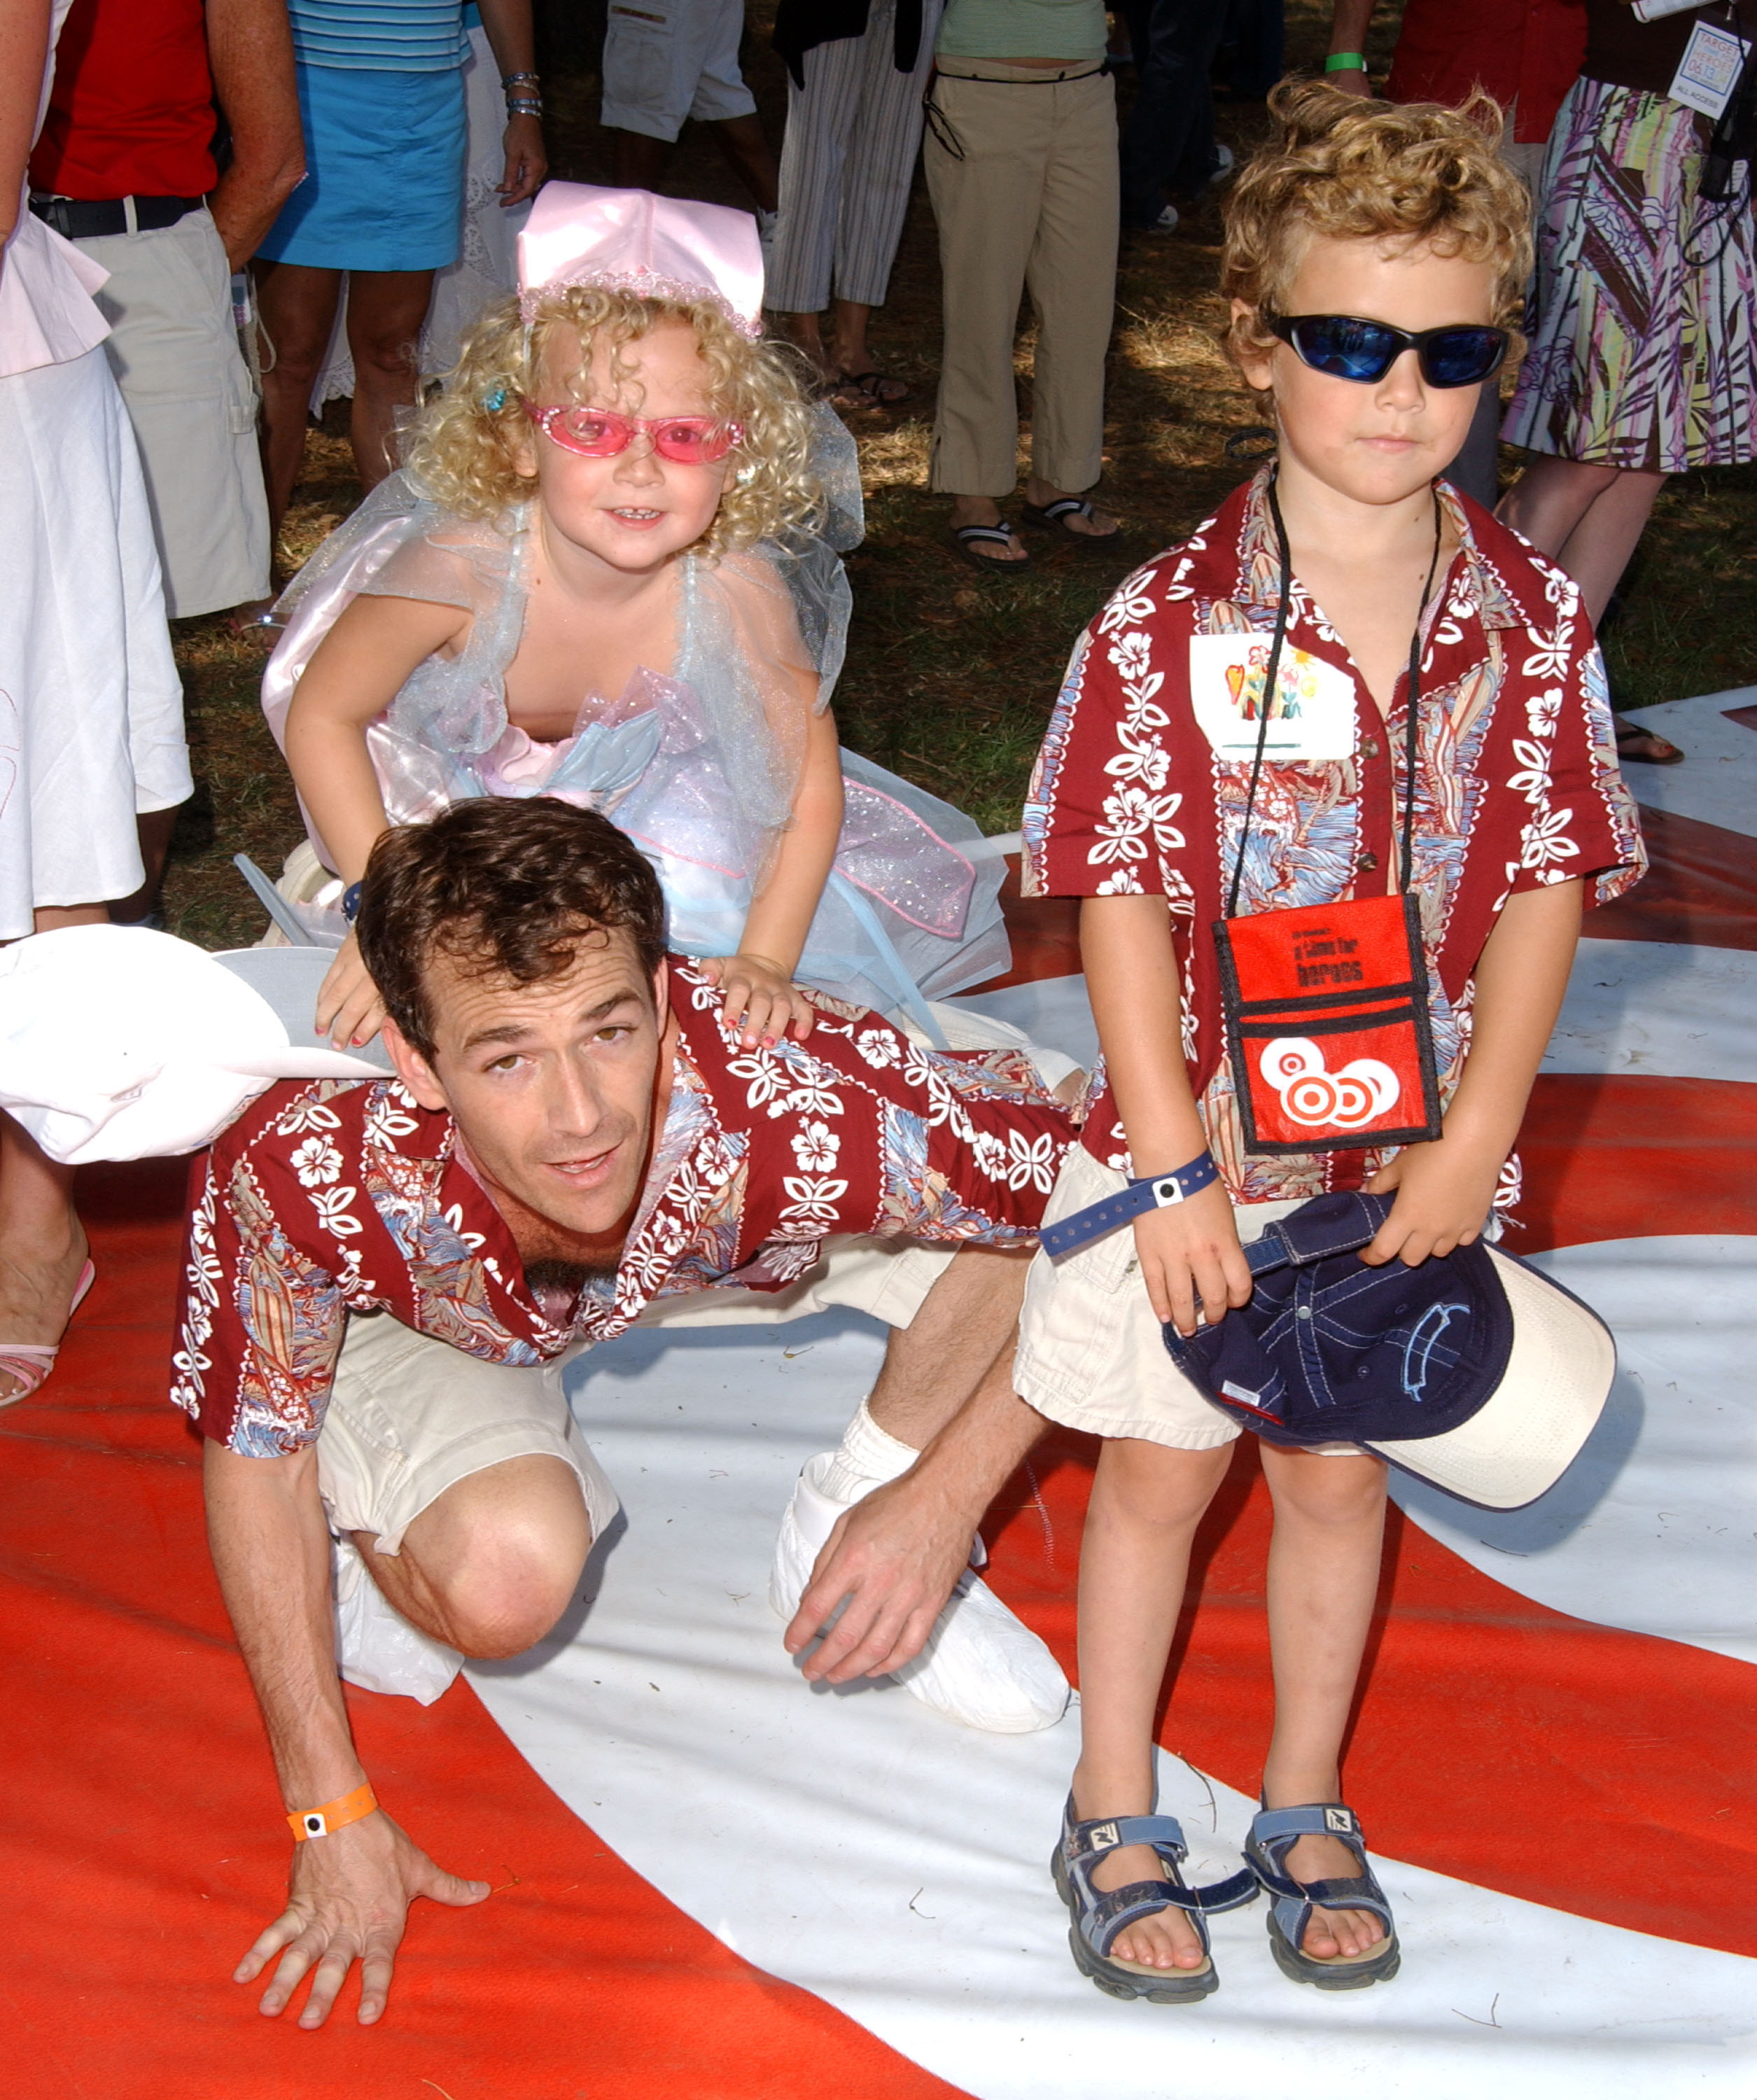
[1213,479,1445,1155]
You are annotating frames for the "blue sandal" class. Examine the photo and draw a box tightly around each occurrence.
[1244,1803,1401,1990]
[1052,1799,1257,2003]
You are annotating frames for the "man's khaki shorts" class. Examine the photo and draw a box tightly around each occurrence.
[315,1235,958,1552]
[1016,1146,1362,1454]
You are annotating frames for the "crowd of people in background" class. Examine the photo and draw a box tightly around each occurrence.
[3,0,1755,1386]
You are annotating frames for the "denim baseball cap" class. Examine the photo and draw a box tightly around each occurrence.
[1162,1191,1615,1509]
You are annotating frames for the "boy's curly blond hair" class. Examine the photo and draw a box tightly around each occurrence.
[1221,80,1532,374]
[405,285,822,554]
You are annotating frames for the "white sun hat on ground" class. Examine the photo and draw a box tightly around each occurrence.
[0,925,386,1165]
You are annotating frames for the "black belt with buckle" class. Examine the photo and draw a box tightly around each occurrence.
[29,193,204,239]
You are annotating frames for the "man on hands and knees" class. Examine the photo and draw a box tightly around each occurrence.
[178,797,1077,2026]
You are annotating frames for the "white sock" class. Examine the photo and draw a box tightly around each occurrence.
[817,1396,916,1505]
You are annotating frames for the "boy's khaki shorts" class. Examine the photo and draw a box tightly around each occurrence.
[315,1233,958,1553]
[1016,1146,1363,1454]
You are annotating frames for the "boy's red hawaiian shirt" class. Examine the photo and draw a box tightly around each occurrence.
[174,959,1074,1455]
[1022,470,1645,1203]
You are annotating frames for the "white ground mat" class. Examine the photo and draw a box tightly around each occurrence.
[468,1308,1756,2099]
[1391,1236,1757,1665]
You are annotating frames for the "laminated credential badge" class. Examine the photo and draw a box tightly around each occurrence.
[1189,632,1358,764]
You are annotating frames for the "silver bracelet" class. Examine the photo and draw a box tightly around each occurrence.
[507,99,543,116]
[500,69,540,88]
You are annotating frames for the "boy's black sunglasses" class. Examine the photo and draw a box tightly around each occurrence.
[1265,313,1511,388]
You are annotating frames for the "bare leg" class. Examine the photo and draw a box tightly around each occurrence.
[1069,1436,1233,1970]
[109,806,182,925]
[0,1116,88,1402]
[866,1243,1034,1448]
[343,270,436,493]
[351,1453,592,1658]
[1498,456,1667,627]
[253,259,344,544]
[827,299,877,377]
[711,113,779,215]
[0,895,108,1399]
[610,127,671,192]
[1259,1443,1390,1960]
[1499,457,1677,756]
[774,309,829,372]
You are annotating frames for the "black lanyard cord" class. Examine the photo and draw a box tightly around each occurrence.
[1226,476,1443,919]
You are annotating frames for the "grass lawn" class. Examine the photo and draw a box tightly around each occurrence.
[160,0,1757,948]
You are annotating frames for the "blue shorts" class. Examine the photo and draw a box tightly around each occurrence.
[258,62,466,273]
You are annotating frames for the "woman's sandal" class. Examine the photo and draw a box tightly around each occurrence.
[1021,497,1121,543]
[0,1259,96,1407]
[831,368,909,407]
[951,522,1033,575]
[1614,715,1685,766]
[1244,1802,1401,1991]
[1052,1798,1258,2003]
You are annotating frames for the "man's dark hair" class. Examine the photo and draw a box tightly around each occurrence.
[356,799,667,1059]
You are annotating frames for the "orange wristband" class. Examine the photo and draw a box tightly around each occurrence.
[288,1782,378,1842]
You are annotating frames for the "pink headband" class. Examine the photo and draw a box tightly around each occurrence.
[515,182,764,338]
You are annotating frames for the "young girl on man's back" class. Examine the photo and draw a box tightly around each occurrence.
[263,185,1007,1052]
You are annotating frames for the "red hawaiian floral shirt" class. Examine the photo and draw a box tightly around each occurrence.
[1021,470,1645,1203]
[174,958,1074,1455]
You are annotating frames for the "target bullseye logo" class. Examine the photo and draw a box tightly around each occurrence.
[1259,1037,1401,1130]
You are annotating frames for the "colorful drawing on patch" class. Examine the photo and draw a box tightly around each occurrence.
[1224,642,1317,723]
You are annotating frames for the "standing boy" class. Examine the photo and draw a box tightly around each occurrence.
[1016,81,1644,1999]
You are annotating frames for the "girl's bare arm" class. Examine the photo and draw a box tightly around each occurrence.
[280,593,468,1046]
[281,592,470,883]
[745,702,845,974]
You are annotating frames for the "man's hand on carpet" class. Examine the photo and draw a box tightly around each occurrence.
[785,1469,976,1684]
[235,1809,489,2028]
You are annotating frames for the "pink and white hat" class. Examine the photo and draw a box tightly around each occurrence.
[516,182,764,338]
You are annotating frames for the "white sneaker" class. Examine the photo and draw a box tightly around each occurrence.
[770,1454,1070,1734]
[332,1534,463,1706]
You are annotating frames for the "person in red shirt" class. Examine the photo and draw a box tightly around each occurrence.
[1019,84,1642,2001]
[1327,0,1586,160]
[186,794,1079,2028]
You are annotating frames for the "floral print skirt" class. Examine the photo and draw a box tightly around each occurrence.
[1502,76,1757,472]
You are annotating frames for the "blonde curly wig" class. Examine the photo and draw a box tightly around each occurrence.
[1220,80,1532,375]
[405,285,823,555]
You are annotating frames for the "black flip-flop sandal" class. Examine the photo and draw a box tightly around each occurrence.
[1614,716,1685,765]
[1021,497,1122,544]
[951,522,1033,575]
[832,368,910,406]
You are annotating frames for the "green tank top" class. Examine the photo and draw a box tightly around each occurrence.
[936,0,1107,64]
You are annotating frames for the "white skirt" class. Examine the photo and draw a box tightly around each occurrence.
[0,343,190,936]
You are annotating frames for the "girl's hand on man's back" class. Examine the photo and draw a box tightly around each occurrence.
[314,929,388,1051]
[699,952,816,1050]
